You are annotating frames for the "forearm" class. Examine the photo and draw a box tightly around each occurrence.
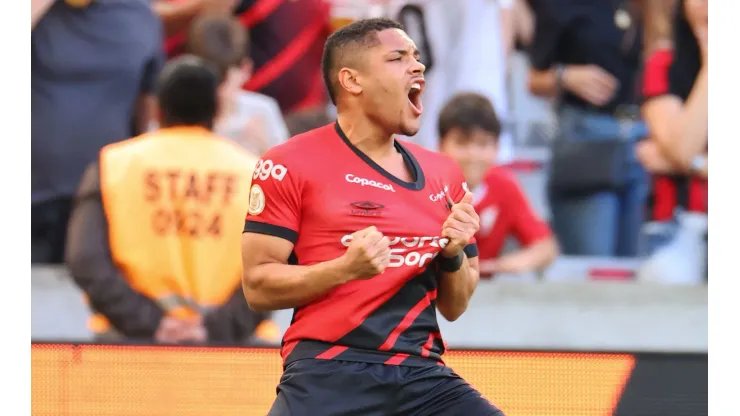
[66,163,164,338]
[485,237,559,275]
[528,68,558,98]
[673,67,709,167]
[513,0,534,48]
[499,6,515,57]
[243,257,350,312]
[154,0,203,37]
[436,256,479,322]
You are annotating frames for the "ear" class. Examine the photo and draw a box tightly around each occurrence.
[337,68,363,97]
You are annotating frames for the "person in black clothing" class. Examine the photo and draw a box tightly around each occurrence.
[527,0,648,257]
[636,0,707,282]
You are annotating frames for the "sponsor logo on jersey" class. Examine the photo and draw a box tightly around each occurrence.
[253,159,288,182]
[341,234,449,268]
[429,185,449,202]
[349,201,384,217]
[248,184,265,216]
[345,174,396,192]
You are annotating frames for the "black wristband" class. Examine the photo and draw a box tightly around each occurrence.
[437,252,464,273]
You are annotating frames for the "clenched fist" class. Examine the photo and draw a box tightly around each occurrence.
[341,226,391,280]
[441,192,480,258]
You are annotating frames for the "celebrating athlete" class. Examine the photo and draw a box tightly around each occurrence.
[242,18,503,416]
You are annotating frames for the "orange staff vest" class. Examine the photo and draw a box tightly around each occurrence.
[91,126,258,334]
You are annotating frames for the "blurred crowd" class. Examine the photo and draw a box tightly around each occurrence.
[31,0,708,345]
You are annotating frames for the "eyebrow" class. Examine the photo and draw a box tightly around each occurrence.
[390,49,421,58]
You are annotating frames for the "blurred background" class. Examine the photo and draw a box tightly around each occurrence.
[31,0,708,415]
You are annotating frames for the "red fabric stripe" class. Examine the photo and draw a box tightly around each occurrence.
[643,49,673,98]
[384,353,410,366]
[378,289,438,351]
[500,160,543,172]
[420,331,442,358]
[243,17,326,92]
[315,345,348,360]
[653,176,677,221]
[280,339,299,361]
[688,178,708,213]
[290,70,326,112]
[238,0,283,28]
[588,268,634,280]
[165,33,185,56]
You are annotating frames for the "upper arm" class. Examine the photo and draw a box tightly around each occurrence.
[242,148,303,269]
[527,1,565,70]
[140,27,165,95]
[65,162,107,269]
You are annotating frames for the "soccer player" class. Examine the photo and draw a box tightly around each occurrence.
[437,93,558,278]
[242,18,504,416]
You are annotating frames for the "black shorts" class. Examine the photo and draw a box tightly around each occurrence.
[268,359,504,416]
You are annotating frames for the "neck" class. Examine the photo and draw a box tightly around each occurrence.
[337,107,396,158]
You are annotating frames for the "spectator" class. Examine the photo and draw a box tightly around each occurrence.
[383,0,516,162]
[186,14,289,155]
[65,56,267,345]
[159,0,331,113]
[32,0,163,264]
[640,0,707,225]
[527,0,648,257]
[639,0,707,173]
[438,93,558,278]
[637,0,707,284]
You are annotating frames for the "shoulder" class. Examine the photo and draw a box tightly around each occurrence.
[483,166,520,193]
[257,123,336,176]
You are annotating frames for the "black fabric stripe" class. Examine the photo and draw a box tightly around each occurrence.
[243,221,298,244]
[335,267,438,352]
[284,340,443,368]
[463,243,479,258]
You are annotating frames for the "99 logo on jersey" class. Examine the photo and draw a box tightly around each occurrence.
[253,159,288,182]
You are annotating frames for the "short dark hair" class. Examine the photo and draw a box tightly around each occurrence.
[438,92,502,141]
[157,55,220,129]
[187,14,248,78]
[321,18,403,105]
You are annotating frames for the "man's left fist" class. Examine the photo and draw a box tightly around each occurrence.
[441,191,480,257]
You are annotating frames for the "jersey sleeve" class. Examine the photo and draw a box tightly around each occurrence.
[505,176,552,246]
[243,148,302,244]
[446,161,478,258]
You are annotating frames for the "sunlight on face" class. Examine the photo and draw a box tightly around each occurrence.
[360,29,426,136]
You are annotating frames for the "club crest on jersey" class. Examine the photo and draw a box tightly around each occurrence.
[248,184,265,216]
[345,174,396,192]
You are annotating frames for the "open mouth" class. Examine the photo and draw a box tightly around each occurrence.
[407,81,423,116]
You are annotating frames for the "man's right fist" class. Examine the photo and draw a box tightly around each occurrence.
[342,226,391,280]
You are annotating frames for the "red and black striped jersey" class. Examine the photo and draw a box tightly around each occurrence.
[244,123,477,368]
[165,0,330,113]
